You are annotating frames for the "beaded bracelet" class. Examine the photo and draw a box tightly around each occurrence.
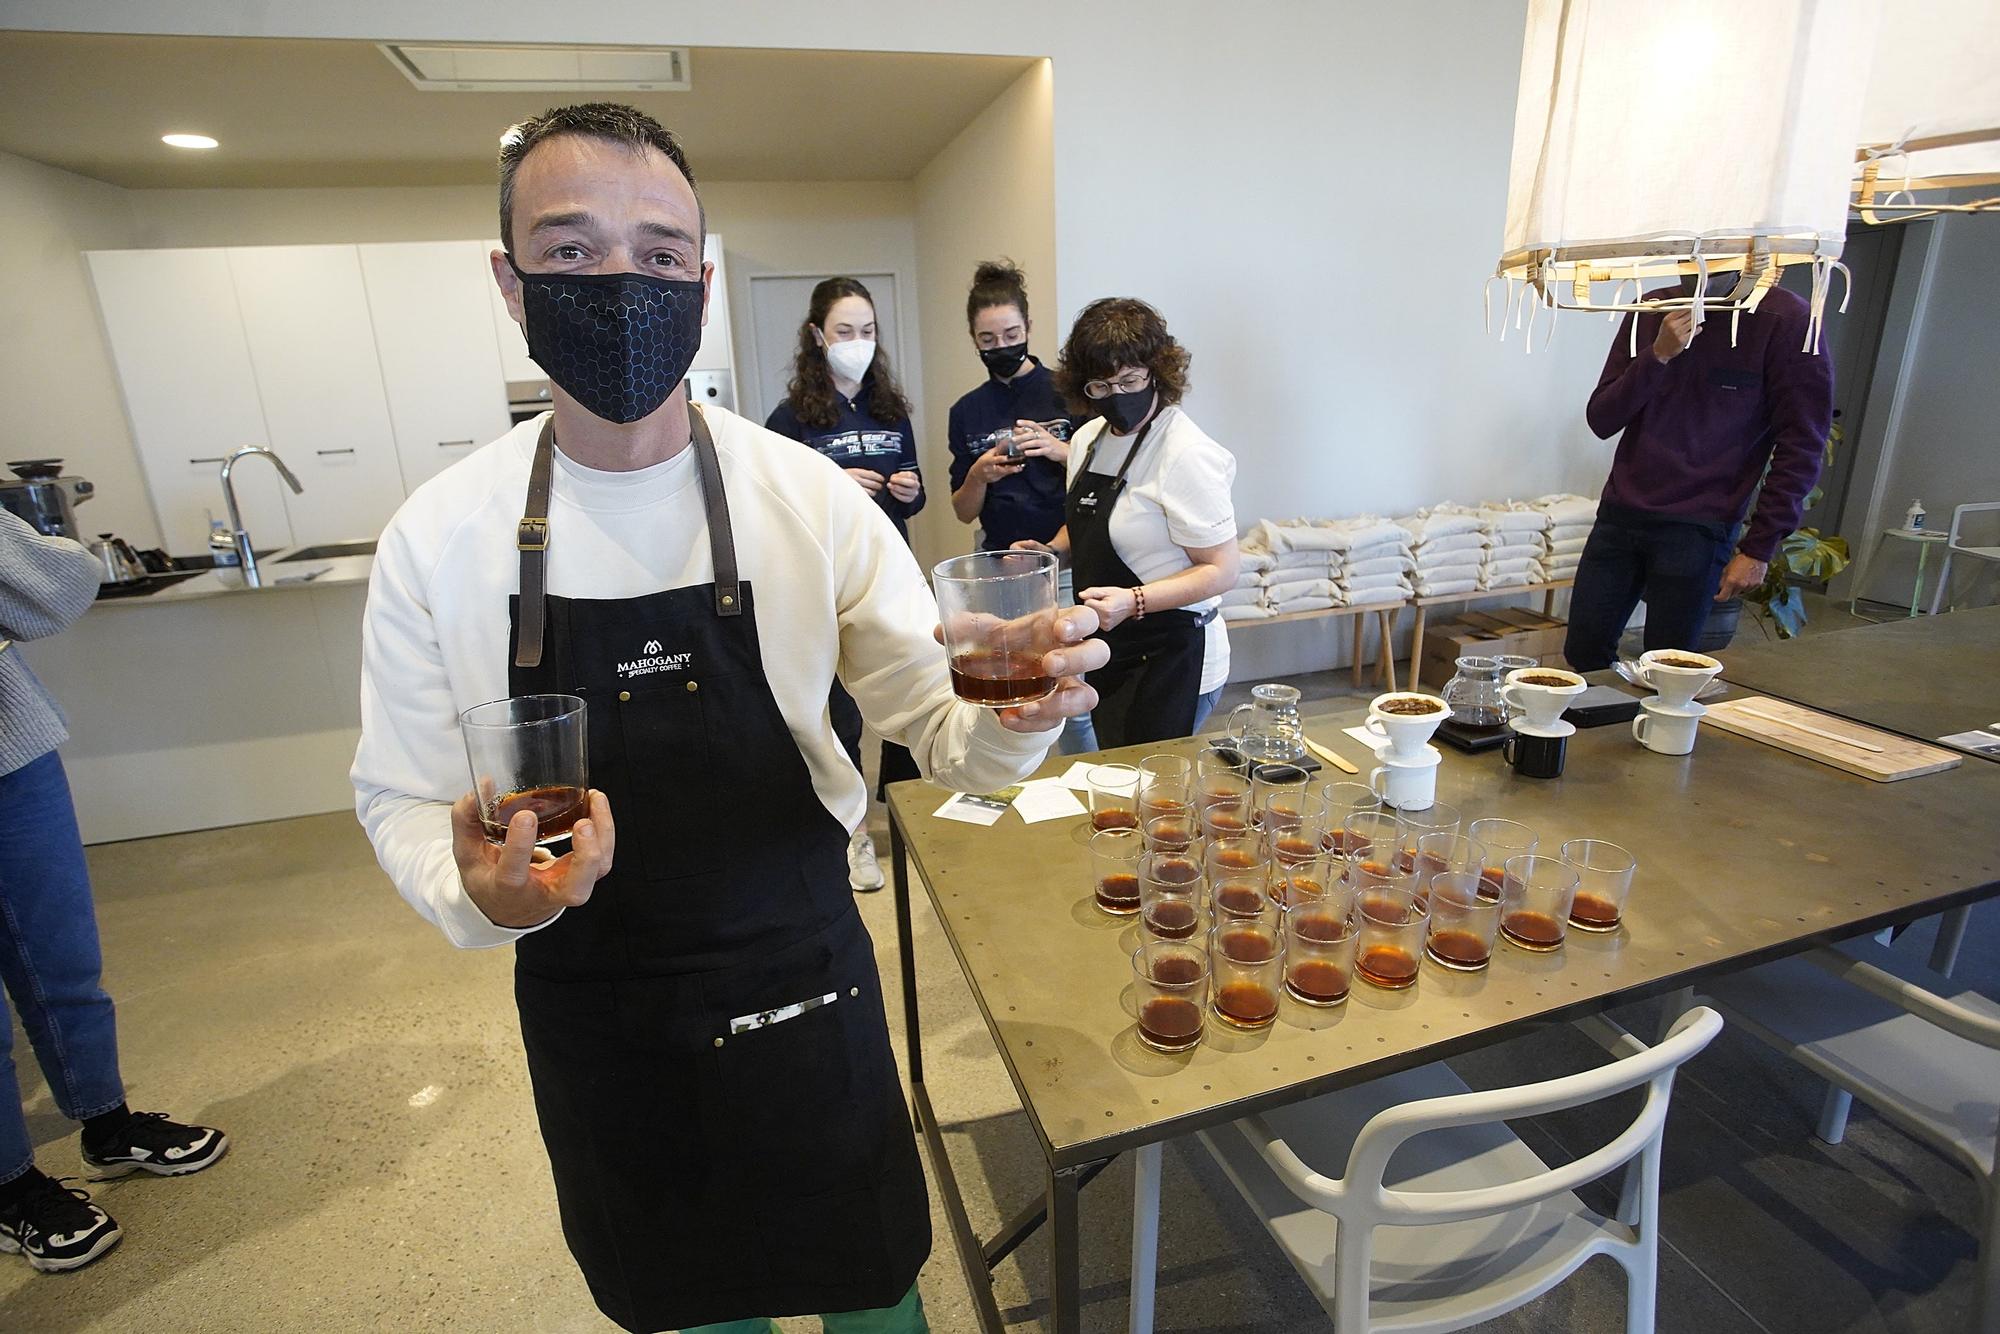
[1132,585,1147,620]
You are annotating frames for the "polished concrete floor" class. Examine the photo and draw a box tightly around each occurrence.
[5,600,1992,1331]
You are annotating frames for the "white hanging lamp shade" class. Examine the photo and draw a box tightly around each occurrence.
[1496,0,1881,351]
[1853,0,2000,222]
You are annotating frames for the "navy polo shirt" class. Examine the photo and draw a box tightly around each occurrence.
[766,393,923,542]
[945,359,1074,551]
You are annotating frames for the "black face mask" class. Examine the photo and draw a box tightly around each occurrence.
[979,342,1030,381]
[1098,386,1156,434]
[509,257,705,425]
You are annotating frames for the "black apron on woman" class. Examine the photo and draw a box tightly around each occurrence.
[505,408,929,1332]
[1065,421,1209,749]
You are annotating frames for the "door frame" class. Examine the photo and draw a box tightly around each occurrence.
[743,269,913,426]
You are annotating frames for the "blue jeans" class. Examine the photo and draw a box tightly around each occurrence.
[1563,506,1737,672]
[0,751,125,1184]
[1192,686,1224,733]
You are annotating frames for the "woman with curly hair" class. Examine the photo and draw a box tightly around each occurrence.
[765,278,925,891]
[1014,298,1239,747]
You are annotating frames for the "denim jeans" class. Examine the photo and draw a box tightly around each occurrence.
[0,751,125,1184]
[1192,685,1224,734]
[1054,568,1100,755]
[1563,506,1737,672]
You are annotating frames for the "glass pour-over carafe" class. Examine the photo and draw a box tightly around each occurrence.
[1223,683,1306,766]
[1440,655,1508,728]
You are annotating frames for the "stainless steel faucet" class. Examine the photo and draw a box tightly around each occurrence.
[219,447,303,588]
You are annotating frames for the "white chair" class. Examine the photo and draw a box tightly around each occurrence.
[1696,938,2000,1332]
[1158,1007,1721,1332]
[1936,501,2000,613]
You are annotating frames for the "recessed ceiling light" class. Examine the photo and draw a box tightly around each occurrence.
[162,133,219,150]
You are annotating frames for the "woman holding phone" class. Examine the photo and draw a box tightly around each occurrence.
[1015,298,1239,748]
[766,277,922,890]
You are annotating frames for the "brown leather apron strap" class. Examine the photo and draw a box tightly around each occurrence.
[514,407,740,666]
[514,416,557,668]
[688,405,741,617]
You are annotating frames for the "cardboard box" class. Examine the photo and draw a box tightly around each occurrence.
[1420,609,1568,689]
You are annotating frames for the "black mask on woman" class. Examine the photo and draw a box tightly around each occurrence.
[1098,386,1156,434]
[509,257,706,424]
[979,342,1030,381]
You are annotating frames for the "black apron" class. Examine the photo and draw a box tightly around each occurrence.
[506,408,929,1332]
[1066,419,1209,748]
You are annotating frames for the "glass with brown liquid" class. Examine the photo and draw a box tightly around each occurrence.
[1498,853,1581,952]
[1090,826,1146,916]
[1284,899,1358,1007]
[1561,838,1637,933]
[1087,763,1140,832]
[1356,885,1427,989]
[1466,818,1538,901]
[460,693,589,848]
[933,549,1060,707]
[1425,871,1499,971]
[1208,923,1283,1030]
[1199,796,1252,843]
[1132,941,1210,1053]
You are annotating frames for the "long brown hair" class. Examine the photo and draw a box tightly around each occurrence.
[1054,297,1191,419]
[784,277,912,430]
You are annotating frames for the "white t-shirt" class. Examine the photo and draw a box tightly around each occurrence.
[1066,404,1237,693]
[352,406,1056,948]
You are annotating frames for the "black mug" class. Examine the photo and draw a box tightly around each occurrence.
[1503,731,1567,779]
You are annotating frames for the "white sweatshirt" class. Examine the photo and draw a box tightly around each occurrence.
[352,407,1057,948]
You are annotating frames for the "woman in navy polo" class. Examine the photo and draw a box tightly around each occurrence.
[767,277,923,891]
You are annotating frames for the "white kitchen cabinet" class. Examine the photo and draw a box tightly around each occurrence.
[359,241,512,492]
[85,248,294,554]
[482,238,542,384]
[226,246,406,545]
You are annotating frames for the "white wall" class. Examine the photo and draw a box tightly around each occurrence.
[910,60,1057,572]
[0,150,157,546]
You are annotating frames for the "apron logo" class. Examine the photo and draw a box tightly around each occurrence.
[617,642,693,679]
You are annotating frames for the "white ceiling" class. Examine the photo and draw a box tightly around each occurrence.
[0,32,1036,188]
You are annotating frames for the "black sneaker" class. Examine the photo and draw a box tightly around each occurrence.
[0,1176,121,1272]
[81,1111,229,1180]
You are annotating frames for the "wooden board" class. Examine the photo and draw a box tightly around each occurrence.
[1705,695,1963,782]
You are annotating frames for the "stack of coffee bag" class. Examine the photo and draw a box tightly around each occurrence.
[1527,493,1597,582]
[1401,509,1486,598]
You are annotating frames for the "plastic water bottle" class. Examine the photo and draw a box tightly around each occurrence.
[1905,500,1926,532]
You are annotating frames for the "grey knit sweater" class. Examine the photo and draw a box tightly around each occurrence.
[0,510,98,776]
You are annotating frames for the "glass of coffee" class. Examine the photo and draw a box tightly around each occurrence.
[1137,754,1194,826]
[1562,838,1637,932]
[1315,781,1383,854]
[1087,763,1140,832]
[1341,810,1406,882]
[1410,831,1487,901]
[1249,762,1311,830]
[1139,858,1205,944]
[1208,922,1284,1030]
[1132,941,1210,1054]
[1199,795,1253,843]
[1466,818,1538,900]
[1194,744,1251,812]
[932,549,1061,707]
[460,694,589,846]
[1090,826,1145,916]
[1398,801,1463,870]
[1425,871,1500,971]
[1284,900,1360,1007]
[1143,811,1197,856]
[1498,853,1581,951]
[1355,885,1427,989]
[1270,844,1339,910]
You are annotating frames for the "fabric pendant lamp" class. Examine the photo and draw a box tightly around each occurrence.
[1495,0,1882,353]
[1852,0,2000,223]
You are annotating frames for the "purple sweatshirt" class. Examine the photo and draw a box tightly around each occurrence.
[1586,283,1833,563]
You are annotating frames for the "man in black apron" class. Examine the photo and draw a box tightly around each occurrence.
[352,105,1105,1334]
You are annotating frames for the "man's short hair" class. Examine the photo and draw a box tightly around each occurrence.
[497,102,704,255]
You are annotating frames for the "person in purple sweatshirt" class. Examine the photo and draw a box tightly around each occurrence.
[1564,277,1834,670]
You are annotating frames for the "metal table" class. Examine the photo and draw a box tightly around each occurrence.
[1718,604,2000,758]
[886,695,2000,1332]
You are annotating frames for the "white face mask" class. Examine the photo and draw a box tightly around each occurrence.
[824,337,877,383]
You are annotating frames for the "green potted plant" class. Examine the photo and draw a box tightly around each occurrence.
[1740,419,1850,639]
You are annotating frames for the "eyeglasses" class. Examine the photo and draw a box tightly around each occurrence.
[1083,369,1151,400]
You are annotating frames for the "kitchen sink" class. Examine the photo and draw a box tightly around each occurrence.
[94,570,208,600]
[277,540,378,563]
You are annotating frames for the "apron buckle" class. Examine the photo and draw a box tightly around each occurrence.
[517,517,550,552]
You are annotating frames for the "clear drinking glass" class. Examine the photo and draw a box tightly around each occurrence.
[1143,810,1197,855]
[1466,818,1538,899]
[1141,846,1205,904]
[1499,853,1582,952]
[1087,763,1140,832]
[1355,885,1427,989]
[1205,835,1268,920]
[1199,795,1253,843]
[1270,845,1340,910]
[1250,762,1312,831]
[460,694,589,846]
[1342,810,1405,881]
[1091,826,1145,916]
[932,549,1060,707]
[1562,838,1638,932]
[1193,744,1251,813]
[1425,871,1500,971]
[1209,922,1284,1030]
[1132,941,1210,1054]
[1316,781,1382,855]
[1284,900,1360,1007]
[1137,754,1194,826]
[1397,801,1462,869]
[1410,831,1488,901]
[1139,861,1205,944]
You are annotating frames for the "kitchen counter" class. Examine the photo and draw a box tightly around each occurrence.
[90,550,375,608]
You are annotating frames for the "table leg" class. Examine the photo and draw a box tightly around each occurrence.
[1928,550,1953,617]
[1910,541,1928,617]
[1128,1143,1163,1334]
[1378,609,1399,692]
[1929,905,1971,976]
[1849,532,1890,617]
[890,818,922,1087]
[1408,603,1427,694]
[1349,614,1365,689]
[1050,1159,1099,1334]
